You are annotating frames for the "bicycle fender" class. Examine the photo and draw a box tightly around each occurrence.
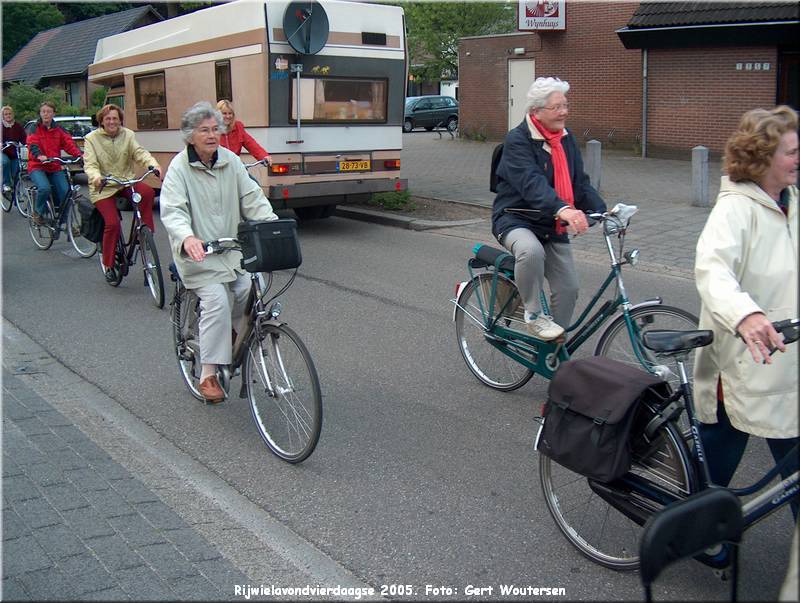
[452,281,469,321]
[629,297,663,311]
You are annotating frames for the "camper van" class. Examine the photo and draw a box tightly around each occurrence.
[88,0,407,220]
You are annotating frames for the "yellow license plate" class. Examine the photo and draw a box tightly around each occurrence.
[337,160,370,172]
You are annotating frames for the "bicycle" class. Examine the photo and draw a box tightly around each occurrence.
[169,221,322,463]
[97,167,165,308]
[539,318,799,573]
[2,141,33,217]
[452,203,699,392]
[27,157,97,258]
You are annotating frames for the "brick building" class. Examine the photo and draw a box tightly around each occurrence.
[458,1,799,157]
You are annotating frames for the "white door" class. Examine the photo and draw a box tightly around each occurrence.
[508,59,535,131]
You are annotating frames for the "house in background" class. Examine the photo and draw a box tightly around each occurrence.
[458,1,799,157]
[2,6,162,110]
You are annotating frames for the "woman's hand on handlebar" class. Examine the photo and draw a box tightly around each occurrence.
[183,235,206,262]
[737,312,786,364]
[558,207,589,236]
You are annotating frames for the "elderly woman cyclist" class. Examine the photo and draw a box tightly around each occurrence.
[694,105,798,513]
[83,104,162,282]
[2,105,27,194]
[492,77,606,340]
[216,99,272,165]
[160,101,278,404]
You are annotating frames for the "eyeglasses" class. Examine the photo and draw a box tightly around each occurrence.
[541,103,569,112]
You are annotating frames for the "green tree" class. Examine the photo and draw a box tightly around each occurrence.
[404,1,515,82]
[2,2,64,65]
[4,83,79,123]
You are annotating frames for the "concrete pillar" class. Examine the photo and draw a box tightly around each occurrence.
[692,145,710,207]
[585,139,602,191]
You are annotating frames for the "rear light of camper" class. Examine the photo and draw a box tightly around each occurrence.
[270,164,291,175]
[383,159,401,170]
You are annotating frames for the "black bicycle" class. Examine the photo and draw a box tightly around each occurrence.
[170,220,322,463]
[97,168,165,308]
[27,157,97,257]
[2,141,32,217]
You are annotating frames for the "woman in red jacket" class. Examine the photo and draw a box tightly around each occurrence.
[216,99,272,165]
[27,101,82,224]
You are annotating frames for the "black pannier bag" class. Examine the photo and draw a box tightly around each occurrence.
[77,196,104,243]
[237,218,302,273]
[537,356,670,483]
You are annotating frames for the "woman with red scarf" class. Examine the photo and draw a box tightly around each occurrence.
[492,77,606,341]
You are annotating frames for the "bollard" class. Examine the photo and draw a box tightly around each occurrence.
[692,145,710,207]
[585,139,602,191]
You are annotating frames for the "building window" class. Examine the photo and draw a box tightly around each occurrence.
[215,61,232,102]
[134,72,167,130]
[291,77,387,122]
[65,81,81,108]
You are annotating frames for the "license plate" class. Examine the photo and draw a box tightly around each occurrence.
[337,160,370,172]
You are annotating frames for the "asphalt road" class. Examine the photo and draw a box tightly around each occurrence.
[1,208,793,601]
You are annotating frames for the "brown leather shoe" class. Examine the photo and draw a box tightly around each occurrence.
[32,212,44,225]
[199,375,225,403]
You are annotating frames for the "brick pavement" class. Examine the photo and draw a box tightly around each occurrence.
[399,133,724,279]
[1,320,372,601]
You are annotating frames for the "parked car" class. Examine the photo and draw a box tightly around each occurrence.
[403,95,459,133]
[22,116,95,172]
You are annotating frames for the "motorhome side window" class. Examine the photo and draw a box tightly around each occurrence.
[291,77,387,123]
[215,61,232,102]
[134,72,167,130]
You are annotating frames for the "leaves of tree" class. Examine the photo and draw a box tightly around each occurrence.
[404,1,515,82]
[2,3,64,65]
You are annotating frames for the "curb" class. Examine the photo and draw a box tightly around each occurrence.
[334,205,485,231]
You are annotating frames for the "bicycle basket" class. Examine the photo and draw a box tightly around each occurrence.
[237,218,302,272]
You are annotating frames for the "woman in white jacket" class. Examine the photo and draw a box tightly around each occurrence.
[694,105,798,514]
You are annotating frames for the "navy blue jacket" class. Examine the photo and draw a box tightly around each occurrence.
[492,119,606,244]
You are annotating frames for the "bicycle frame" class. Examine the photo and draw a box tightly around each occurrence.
[454,210,662,380]
[37,167,80,235]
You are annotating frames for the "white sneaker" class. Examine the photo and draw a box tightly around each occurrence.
[526,314,564,340]
[2,184,11,193]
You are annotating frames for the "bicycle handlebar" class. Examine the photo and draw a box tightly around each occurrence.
[99,166,160,193]
[243,158,269,170]
[735,318,800,356]
[203,238,240,255]
[40,156,82,166]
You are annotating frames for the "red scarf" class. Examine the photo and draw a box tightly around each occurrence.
[530,115,574,233]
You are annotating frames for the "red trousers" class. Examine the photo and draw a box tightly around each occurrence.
[95,182,155,268]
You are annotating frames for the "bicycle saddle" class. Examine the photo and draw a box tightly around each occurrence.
[642,329,713,354]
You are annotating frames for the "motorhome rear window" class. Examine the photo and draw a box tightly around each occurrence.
[134,73,167,130]
[291,77,387,123]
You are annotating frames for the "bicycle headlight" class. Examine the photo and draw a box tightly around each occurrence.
[624,249,640,266]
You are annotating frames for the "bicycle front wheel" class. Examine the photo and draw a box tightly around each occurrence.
[28,203,53,250]
[15,176,31,217]
[244,324,322,463]
[67,199,98,258]
[595,305,699,392]
[539,402,696,570]
[171,284,204,401]
[454,272,534,391]
[139,226,165,308]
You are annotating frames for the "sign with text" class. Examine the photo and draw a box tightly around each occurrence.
[518,1,566,31]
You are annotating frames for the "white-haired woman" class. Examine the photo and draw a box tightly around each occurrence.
[492,77,606,340]
[160,101,278,403]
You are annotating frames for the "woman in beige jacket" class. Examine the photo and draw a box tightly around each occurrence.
[694,106,798,514]
[83,104,162,282]
[160,101,277,403]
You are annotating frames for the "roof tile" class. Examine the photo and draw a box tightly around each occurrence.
[627,1,799,28]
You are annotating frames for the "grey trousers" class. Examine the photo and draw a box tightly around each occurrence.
[501,227,579,328]
[194,273,250,365]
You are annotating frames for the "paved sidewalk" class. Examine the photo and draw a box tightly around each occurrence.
[391,134,725,279]
[1,320,374,601]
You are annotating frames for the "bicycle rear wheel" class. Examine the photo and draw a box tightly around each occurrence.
[139,226,165,308]
[539,402,696,570]
[2,181,12,212]
[454,272,534,391]
[244,324,322,463]
[28,202,54,250]
[171,284,204,401]
[595,305,699,393]
[67,198,98,258]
